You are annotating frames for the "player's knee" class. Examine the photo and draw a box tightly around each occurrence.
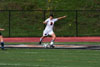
[54,35,56,38]
[0,36,2,38]
[53,35,56,39]
[41,36,45,38]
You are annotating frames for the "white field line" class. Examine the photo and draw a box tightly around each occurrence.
[2,51,100,56]
[0,63,67,67]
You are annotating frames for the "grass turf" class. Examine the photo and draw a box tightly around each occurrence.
[0,49,100,67]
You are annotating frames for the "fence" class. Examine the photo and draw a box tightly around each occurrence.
[0,10,100,37]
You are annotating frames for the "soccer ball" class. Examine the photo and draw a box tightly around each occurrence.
[43,43,49,48]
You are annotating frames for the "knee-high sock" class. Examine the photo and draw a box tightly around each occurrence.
[40,38,43,42]
[50,40,54,45]
[1,42,4,48]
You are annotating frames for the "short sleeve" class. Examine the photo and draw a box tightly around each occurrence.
[53,18,58,22]
[44,18,49,23]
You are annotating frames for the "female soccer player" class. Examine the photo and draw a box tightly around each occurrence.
[0,28,5,50]
[39,14,66,48]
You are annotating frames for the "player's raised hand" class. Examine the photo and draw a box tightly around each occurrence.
[63,16,67,18]
[58,16,67,20]
[0,29,5,31]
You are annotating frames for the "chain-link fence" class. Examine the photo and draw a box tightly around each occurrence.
[0,10,100,37]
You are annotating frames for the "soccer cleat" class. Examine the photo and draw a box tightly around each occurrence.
[39,41,42,45]
[50,45,55,48]
[1,47,4,50]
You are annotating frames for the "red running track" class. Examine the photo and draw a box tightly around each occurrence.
[4,37,100,42]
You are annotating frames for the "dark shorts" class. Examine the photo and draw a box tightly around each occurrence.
[0,32,2,35]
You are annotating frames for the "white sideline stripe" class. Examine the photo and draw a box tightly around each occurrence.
[3,51,100,55]
[0,63,42,67]
[0,63,67,67]
[3,52,47,54]
[23,52,100,56]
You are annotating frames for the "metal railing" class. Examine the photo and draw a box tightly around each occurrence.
[0,10,100,37]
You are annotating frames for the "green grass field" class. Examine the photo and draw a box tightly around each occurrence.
[0,49,100,67]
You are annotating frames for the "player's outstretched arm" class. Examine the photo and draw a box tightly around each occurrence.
[0,29,5,31]
[58,16,66,20]
[43,22,47,24]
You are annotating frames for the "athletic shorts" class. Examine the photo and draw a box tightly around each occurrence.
[43,30,54,36]
[0,32,2,35]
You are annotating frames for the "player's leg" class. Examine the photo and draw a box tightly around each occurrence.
[39,36,46,45]
[39,30,48,45]
[50,33,56,48]
[0,33,4,50]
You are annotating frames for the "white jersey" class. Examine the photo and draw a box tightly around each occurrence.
[44,18,58,31]
[43,18,58,36]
